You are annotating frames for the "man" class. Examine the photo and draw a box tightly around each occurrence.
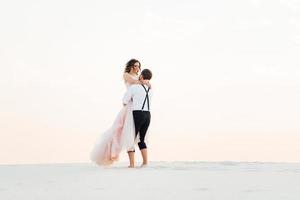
[123,69,153,168]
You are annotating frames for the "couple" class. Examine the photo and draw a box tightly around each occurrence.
[90,59,153,168]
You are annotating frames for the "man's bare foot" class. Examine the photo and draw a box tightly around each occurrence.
[140,149,148,166]
[128,165,135,168]
[140,163,148,168]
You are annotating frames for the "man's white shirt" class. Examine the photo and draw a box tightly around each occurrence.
[123,84,153,111]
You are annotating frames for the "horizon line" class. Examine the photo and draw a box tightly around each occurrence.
[1,160,300,166]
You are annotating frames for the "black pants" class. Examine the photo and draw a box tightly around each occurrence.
[132,110,151,150]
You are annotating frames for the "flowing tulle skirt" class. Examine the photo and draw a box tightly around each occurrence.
[90,102,136,166]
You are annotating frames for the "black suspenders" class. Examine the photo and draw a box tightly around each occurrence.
[141,85,150,111]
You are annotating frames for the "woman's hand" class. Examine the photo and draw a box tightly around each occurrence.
[141,80,151,89]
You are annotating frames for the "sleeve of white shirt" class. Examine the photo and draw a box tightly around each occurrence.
[122,86,134,105]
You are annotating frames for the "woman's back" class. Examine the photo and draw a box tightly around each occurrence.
[124,73,139,88]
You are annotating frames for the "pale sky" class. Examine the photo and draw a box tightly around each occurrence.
[1,0,300,164]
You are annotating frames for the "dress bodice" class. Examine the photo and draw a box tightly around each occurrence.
[125,73,139,88]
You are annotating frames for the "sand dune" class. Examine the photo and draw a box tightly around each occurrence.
[0,161,299,200]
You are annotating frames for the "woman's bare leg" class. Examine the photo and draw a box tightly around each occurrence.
[127,151,135,168]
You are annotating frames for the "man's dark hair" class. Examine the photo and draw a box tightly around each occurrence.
[141,69,152,80]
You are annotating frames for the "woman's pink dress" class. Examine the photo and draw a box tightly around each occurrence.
[90,75,138,166]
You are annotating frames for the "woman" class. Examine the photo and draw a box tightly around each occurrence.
[90,59,150,166]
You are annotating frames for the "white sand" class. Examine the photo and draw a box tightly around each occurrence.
[0,161,299,200]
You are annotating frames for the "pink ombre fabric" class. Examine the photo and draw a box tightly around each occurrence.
[90,75,138,166]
